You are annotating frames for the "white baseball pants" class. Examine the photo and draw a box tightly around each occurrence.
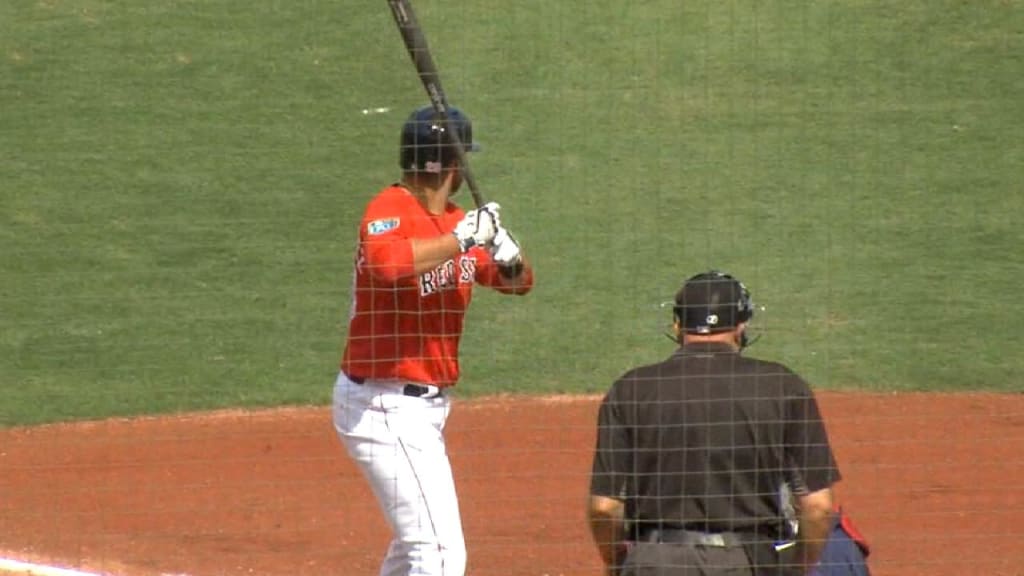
[333,372,466,576]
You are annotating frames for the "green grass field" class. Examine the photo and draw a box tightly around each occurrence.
[2,0,1022,426]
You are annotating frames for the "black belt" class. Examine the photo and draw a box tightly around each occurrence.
[401,383,443,398]
[637,528,745,548]
[346,374,443,398]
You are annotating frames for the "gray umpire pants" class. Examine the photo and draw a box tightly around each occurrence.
[620,542,754,576]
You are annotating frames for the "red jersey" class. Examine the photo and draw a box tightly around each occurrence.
[341,184,534,386]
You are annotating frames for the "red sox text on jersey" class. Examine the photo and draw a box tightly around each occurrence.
[419,256,477,296]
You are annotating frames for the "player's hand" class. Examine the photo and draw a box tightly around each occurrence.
[453,202,500,252]
[491,226,525,278]
[490,227,522,266]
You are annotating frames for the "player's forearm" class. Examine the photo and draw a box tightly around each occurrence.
[409,235,462,274]
[366,236,461,282]
[494,259,534,294]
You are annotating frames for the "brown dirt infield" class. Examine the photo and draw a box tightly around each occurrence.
[1,391,1021,576]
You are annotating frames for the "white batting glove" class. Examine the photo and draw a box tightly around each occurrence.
[452,202,500,252]
[491,227,524,277]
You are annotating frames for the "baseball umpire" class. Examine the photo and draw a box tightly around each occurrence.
[587,270,841,576]
[333,104,534,576]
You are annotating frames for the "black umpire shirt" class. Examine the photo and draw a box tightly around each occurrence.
[589,342,841,538]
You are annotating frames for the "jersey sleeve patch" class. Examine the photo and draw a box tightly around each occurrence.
[367,217,400,235]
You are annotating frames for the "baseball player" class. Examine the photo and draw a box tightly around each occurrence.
[587,271,841,576]
[332,104,534,576]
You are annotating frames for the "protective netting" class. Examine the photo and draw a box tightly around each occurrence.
[2,1,1021,575]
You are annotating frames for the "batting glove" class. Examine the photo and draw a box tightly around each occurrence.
[491,226,524,277]
[453,202,500,252]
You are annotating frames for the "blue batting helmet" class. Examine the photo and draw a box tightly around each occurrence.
[399,105,479,173]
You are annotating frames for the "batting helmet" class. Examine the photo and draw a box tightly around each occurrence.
[673,270,754,334]
[399,105,479,173]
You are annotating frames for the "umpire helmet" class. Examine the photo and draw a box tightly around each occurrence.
[673,270,754,334]
[399,105,479,173]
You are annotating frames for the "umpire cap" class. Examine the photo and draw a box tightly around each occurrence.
[399,105,480,173]
[674,271,754,334]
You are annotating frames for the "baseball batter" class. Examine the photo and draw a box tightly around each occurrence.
[333,104,534,576]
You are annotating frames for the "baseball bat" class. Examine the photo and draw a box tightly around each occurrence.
[386,0,485,208]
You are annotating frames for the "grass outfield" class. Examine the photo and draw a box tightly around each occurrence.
[2,1,1022,426]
